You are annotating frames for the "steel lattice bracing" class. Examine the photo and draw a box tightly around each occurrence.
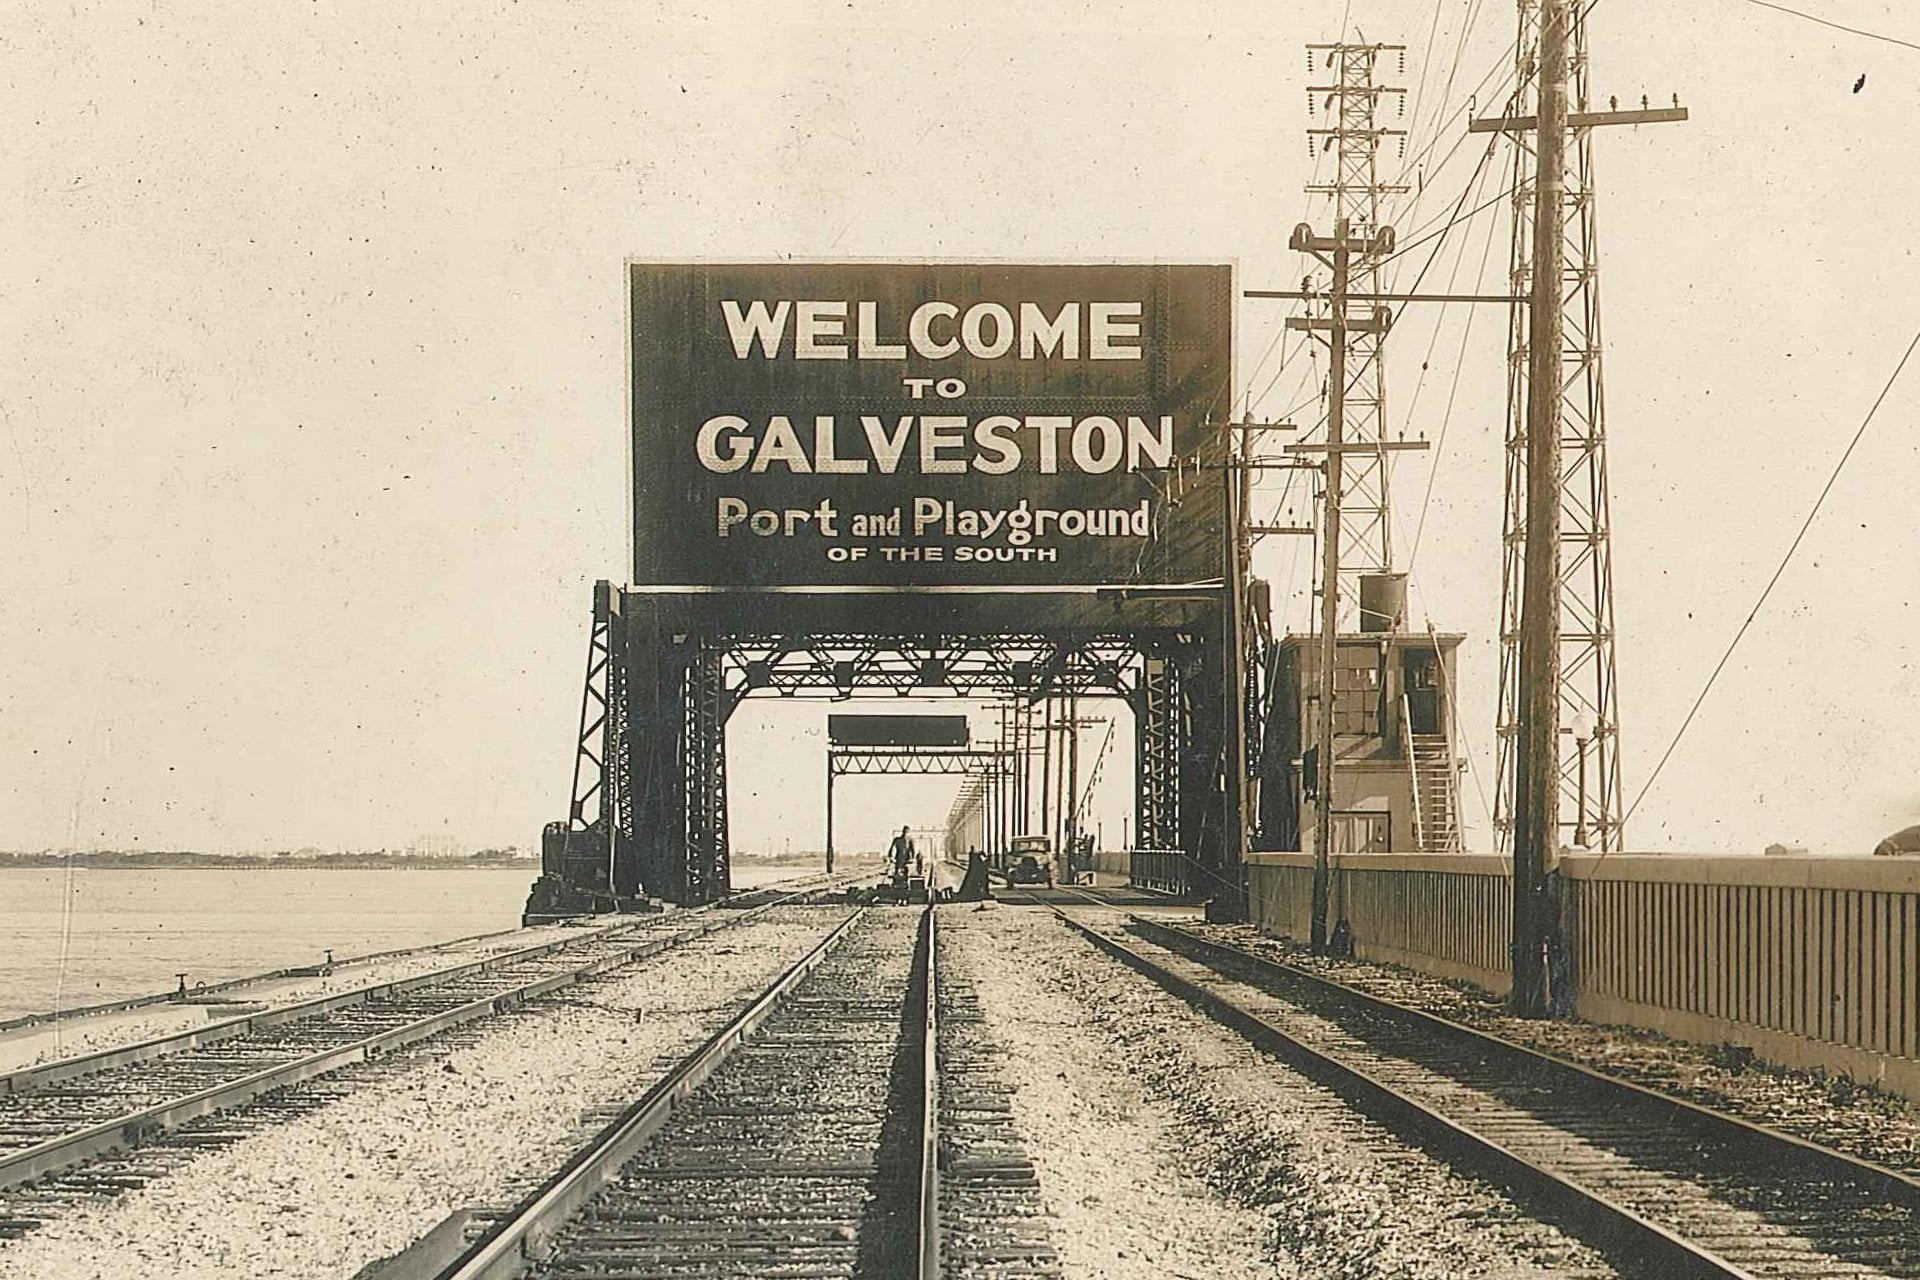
[827,747,1013,776]
[564,587,616,840]
[719,634,1149,702]
[1494,0,1626,852]
[682,642,730,905]
[1134,655,1183,851]
[1305,42,1408,622]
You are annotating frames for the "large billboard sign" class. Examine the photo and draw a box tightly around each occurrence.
[827,715,970,748]
[629,261,1231,591]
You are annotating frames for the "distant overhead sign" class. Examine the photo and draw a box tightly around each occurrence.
[628,261,1232,592]
[827,715,971,748]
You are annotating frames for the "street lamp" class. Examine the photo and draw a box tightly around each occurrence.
[1570,709,1596,850]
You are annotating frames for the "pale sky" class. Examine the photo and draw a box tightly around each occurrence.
[3,0,1916,857]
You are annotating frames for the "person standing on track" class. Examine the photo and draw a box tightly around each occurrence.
[888,825,915,885]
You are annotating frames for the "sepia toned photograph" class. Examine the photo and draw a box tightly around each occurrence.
[2,1,1916,1276]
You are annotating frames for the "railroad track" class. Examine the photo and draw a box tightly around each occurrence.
[0,879,859,1215]
[1043,895,1920,1280]
[422,905,1058,1280]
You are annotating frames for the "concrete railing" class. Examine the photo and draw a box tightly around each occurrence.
[1246,851,1920,1100]
[1248,853,1514,991]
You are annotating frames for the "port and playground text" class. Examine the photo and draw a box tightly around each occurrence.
[628,262,1231,589]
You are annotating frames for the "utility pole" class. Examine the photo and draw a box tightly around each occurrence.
[1313,224,1351,956]
[1038,696,1054,853]
[1222,410,1252,916]
[1509,0,1570,1018]
[1286,218,1395,952]
[1487,4,1687,859]
[1021,698,1033,834]
[1013,698,1026,835]
[1473,0,1686,1010]
[1221,413,1306,911]
[1065,688,1080,861]
[996,701,1012,858]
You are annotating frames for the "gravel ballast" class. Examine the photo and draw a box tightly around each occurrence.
[1195,922,1920,1176]
[943,905,1274,1280]
[0,906,854,1280]
[957,902,1621,1280]
[0,918,647,1075]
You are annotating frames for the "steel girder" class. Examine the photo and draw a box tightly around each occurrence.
[718,633,1151,702]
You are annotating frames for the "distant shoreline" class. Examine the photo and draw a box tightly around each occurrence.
[0,851,881,871]
[0,852,536,871]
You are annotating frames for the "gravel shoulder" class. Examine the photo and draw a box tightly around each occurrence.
[0,906,854,1280]
[959,902,1620,1280]
[1193,922,1920,1175]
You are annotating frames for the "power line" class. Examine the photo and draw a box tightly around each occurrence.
[1741,0,1920,52]
[1390,22,1516,212]
[1382,170,1510,270]
[1405,165,1507,573]
[1621,327,1920,832]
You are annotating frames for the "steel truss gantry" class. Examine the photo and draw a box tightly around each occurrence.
[534,594,1225,909]
[827,746,1014,874]
[718,633,1151,703]
[827,746,1015,776]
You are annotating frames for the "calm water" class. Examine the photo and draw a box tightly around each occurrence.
[0,863,819,1022]
[0,868,538,1021]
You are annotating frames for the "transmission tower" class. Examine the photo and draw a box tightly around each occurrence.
[1304,42,1407,623]
[1490,4,1683,854]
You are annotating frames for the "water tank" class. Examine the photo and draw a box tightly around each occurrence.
[1358,573,1407,633]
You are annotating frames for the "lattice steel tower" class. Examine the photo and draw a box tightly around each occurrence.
[1493,2,1624,852]
[1305,42,1407,623]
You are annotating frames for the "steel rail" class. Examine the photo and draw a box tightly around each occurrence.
[1126,914,1920,1206]
[3,872,851,1097]
[1052,883,1920,1203]
[0,921,536,1034]
[2,918,651,1096]
[1043,903,1757,1280]
[431,907,874,1280]
[917,905,942,1280]
[0,890,846,1193]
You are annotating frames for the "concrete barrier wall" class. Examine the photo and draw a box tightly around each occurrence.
[1246,851,1920,1101]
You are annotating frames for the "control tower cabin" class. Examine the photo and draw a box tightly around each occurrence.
[1257,573,1465,855]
